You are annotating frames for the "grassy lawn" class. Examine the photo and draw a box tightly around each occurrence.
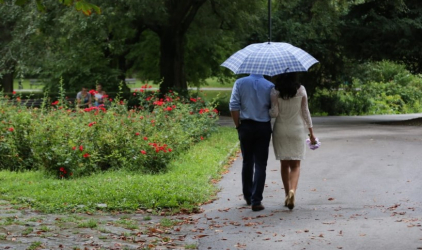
[0,127,238,214]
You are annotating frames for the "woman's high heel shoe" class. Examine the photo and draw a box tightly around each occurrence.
[287,190,295,210]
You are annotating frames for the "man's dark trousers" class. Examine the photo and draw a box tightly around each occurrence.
[237,120,272,206]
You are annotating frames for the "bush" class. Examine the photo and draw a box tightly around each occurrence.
[310,61,422,115]
[0,86,219,177]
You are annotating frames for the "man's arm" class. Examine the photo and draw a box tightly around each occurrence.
[229,81,241,128]
[231,110,240,128]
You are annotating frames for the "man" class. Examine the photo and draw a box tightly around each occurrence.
[76,87,92,108]
[229,74,274,211]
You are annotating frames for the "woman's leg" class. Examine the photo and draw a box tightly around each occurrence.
[289,160,301,192]
[280,160,290,196]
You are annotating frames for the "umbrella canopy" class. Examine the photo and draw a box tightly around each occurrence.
[221,42,319,76]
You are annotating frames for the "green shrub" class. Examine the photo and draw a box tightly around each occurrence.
[0,87,219,177]
[310,61,422,115]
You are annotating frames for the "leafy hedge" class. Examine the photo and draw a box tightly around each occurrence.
[0,86,219,177]
[309,61,422,115]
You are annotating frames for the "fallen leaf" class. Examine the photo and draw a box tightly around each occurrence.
[244,222,256,227]
[360,234,366,236]
[194,234,209,239]
[328,198,335,201]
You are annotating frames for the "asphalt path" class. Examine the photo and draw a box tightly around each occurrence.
[193,114,422,250]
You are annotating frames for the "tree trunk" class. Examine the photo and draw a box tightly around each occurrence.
[1,71,14,93]
[159,30,187,94]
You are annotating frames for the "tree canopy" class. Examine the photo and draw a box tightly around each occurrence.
[1,0,421,94]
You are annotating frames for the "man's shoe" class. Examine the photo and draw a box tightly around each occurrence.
[251,204,265,211]
[245,198,251,206]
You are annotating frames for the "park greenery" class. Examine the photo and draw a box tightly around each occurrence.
[1,0,422,213]
[0,83,238,212]
[1,0,421,96]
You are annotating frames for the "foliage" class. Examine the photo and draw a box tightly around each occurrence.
[309,61,422,115]
[270,0,350,95]
[0,85,219,176]
[0,127,238,213]
[342,0,422,73]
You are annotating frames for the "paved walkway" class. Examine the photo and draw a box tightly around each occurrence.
[196,113,422,250]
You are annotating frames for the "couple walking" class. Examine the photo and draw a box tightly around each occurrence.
[229,73,316,211]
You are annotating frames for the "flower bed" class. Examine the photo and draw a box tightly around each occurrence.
[0,86,219,177]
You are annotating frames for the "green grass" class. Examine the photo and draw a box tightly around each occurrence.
[77,219,98,229]
[0,127,238,213]
[12,78,235,91]
[202,77,235,88]
[28,242,43,250]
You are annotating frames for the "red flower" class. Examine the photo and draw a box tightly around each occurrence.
[52,100,59,105]
[83,153,90,158]
[88,122,96,127]
[190,97,197,102]
[89,89,97,95]
[164,106,172,111]
[135,132,140,136]
[143,137,148,140]
[151,120,155,123]
[189,111,194,115]
[139,116,144,119]
[79,145,84,151]
[140,150,146,155]
[60,167,65,172]
[201,136,204,140]
[168,148,172,152]
[133,92,137,96]
[213,109,218,114]
[72,146,76,150]
[153,100,165,106]
[8,127,14,132]
[12,91,16,95]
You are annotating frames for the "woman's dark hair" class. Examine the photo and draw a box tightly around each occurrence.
[273,73,300,100]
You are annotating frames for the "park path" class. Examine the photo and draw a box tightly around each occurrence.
[192,114,422,250]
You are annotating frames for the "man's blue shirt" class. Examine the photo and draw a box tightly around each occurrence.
[229,74,274,122]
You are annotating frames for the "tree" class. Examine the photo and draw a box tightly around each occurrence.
[126,0,266,93]
[341,0,422,73]
[270,0,349,94]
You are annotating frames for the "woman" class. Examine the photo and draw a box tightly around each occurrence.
[269,72,316,210]
[94,84,107,107]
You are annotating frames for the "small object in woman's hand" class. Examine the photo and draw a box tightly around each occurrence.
[306,137,321,150]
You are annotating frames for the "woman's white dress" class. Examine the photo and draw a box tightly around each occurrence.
[269,85,313,160]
